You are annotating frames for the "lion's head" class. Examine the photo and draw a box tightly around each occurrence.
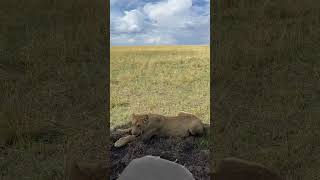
[131,113,149,136]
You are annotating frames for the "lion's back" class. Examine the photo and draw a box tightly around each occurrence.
[156,115,200,137]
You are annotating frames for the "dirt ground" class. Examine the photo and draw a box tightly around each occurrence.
[110,124,210,180]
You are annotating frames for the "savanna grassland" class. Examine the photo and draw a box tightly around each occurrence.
[0,1,108,179]
[110,45,211,179]
[110,45,210,128]
[213,0,320,179]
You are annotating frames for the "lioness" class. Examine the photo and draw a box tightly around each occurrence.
[114,111,209,147]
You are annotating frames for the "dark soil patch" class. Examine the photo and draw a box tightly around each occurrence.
[110,124,210,180]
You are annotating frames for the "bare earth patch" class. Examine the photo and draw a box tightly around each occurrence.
[110,124,210,180]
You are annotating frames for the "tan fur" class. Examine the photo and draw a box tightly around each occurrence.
[114,111,207,147]
[114,134,137,148]
[213,157,284,180]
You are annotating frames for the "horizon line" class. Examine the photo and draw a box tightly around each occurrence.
[110,44,210,47]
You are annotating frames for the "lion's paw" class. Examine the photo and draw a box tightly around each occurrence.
[114,135,136,148]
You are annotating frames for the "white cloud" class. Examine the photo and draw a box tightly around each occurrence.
[128,38,136,43]
[111,0,209,45]
[111,33,176,45]
[144,35,176,44]
[143,0,193,28]
[145,37,161,43]
[115,9,145,33]
[144,0,192,18]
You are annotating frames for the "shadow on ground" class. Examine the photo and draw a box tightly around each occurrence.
[110,124,210,180]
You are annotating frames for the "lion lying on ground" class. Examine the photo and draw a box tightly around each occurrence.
[114,111,209,148]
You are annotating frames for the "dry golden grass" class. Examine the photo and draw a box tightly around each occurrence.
[110,45,210,128]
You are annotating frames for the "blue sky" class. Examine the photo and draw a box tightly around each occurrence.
[111,0,210,46]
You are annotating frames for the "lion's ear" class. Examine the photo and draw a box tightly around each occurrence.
[132,113,136,118]
[142,114,148,122]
